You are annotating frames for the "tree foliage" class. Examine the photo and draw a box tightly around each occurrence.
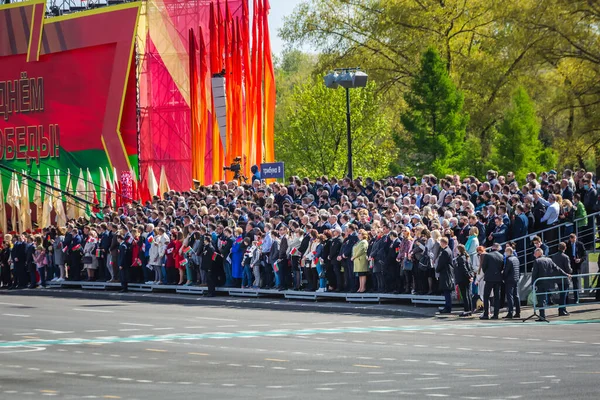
[274,74,396,179]
[400,48,469,176]
[278,0,600,177]
[494,87,556,182]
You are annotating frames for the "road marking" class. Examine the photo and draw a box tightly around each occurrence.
[40,390,57,394]
[2,313,30,318]
[457,369,486,372]
[188,352,209,356]
[85,330,107,333]
[570,341,586,344]
[415,377,440,381]
[576,354,593,357]
[196,316,237,322]
[145,349,167,353]
[420,387,451,390]
[0,302,25,306]
[73,309,113,313]
[137,380,153,383]
[265,358,288,362]
[353,364,381,369]
[471,384,499,387]
[118,329,139,332]
[102,396,121,399]
[120,323,153,327]
[519,381,543,384]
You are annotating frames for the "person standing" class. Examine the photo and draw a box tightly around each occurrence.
[11,235,27,289]
[117,235,131,293]
[480,243,504,320]
[503,246,521,319]
[567,233,586,304]
[329,227,343,291]
[436,237,455,314]
[201,235,216,296]
[454,244,474,317]
[551,242,572,316]
[532,248,571,321]
[108,224,120,283]
[351,229,369,293]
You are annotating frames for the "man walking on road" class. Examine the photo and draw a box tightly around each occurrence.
[532,248,571,321]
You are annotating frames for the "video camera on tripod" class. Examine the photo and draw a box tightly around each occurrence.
[223,156,247,182]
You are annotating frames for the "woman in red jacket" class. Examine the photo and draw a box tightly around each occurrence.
[173,231,184,285]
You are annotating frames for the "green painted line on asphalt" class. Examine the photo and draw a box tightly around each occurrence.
[1,319,598,348]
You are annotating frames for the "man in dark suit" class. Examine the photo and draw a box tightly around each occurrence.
[503,246,520,319]
[10,235,28,289]
[560,179,573,202]
[68,229,83,281]
[511,205,529,266]
[201,236,216,297]
[532,248,571,321]
[567,233,586,304]
[480,243,504,320]
[117,235,131,292]
[328,228,343,291]
[489,216,508,245]
[340,225,359,292]
[436,237,454,314]
[25,236,37,289]
[551,242,572,316]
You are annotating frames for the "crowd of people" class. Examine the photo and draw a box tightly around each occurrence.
[0,167,599,318]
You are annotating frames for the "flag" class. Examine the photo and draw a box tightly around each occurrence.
[6,172,20,232]
[180,258,188,267]
[130,168,140,203]
[182,245,192,255]
[147,166,159,199]
[41,175,53,229]
[20,172,32,231]
[147,235,154,244]
[199,26,211,185]
[65,169,76,221]
[87,168,99,213]
[113,167,121,208]
[190,28,201,183]
[139,172,151,204]
[33,171,42,228]
[290,247,298,256]
[263,0,276,163]
[105,168,113,208]
[72,243,81,252]
[0,172,6,234]
[54,171,66,227]
[159,165,170,196]
[211,252,217,261]
[75,169,86,218]
[99,167,107,207]
[273,260,279,273]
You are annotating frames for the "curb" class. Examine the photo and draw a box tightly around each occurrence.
[0,288,437,318]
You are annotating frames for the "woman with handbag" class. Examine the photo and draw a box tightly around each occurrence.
[82,230,99,282]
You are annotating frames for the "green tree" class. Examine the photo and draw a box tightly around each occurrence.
[400,48,469,176]
[494,87,556,181]
[275,75,396,179]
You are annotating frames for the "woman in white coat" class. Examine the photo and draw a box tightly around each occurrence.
[148,227,169,285]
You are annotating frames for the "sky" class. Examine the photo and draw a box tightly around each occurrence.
[265,0,305,55]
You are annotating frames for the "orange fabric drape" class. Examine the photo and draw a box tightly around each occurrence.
[198,27,211,185]
[210,2,223,182]
[189,29,201,182]
[242,0,253,177]
[263,0,275,163]
[252,0,263,167]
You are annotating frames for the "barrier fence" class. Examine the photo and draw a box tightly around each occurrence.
[530,273,600,322]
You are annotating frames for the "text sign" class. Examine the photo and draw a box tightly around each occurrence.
[260,162,285,179]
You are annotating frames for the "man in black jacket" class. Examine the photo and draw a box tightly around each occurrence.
[503,246,520,319]
[384,231,399,293]
[480,243,504,320]
[567,233,586,304]
[328,228,343,291]
[532,248,571,321]
[117,235,131,292]
[551,242,572,316]
[201,236,216,297]
[340,225,359,292]
[436,238,454,314]
[10,235,28,289]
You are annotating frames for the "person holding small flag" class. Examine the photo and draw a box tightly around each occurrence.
[68,228,83,281]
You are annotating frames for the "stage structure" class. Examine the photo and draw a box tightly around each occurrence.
[0,0,276,233]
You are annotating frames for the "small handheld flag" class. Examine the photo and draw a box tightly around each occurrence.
[147,236,154,244]
[273,261,279,273]
[290,247,298,256]
[72,244,81,252]
[180,259,188,267]
[182,246,193,255]
[211,252,217,261]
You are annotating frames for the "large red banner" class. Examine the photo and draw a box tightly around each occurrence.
[0,1,139,192]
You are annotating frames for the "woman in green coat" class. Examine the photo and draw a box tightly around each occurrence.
[574,193,588,231]
[351,229,369,293]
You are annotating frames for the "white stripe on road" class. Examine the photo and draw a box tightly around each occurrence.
[73,309,113,313]
[196,317,237,322]
[2,314,30,318]
[120,323,154,327]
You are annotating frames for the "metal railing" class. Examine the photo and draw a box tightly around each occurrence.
[530,273,600,321]
[490,210,600,274]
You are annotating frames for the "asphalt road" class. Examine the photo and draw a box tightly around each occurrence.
[0,295,599,400]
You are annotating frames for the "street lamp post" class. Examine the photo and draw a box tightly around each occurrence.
[324,68,368,180]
